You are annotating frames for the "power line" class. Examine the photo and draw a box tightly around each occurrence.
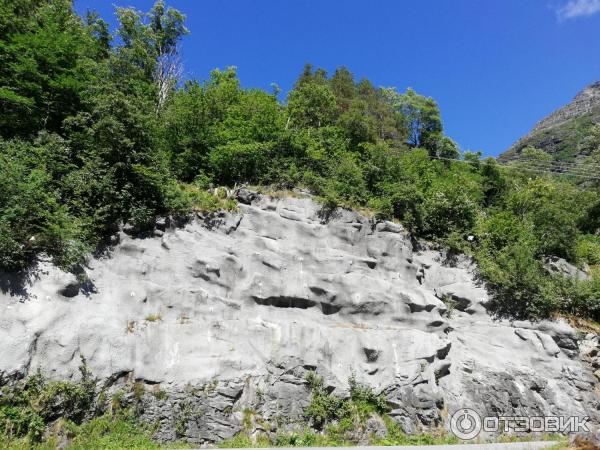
[503,165,600,180]
[428,155,600,181]
[403,152,600,180]
[503,161,599,177]
[502,161,600,178]
[506,157,600,171]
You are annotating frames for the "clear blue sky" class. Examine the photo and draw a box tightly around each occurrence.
[74,0,600,157]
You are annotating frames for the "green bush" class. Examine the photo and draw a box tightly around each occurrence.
[575,234,600,266]
[0,415,169,450]
[0,357,95,443]
[222,375,456,447]
[348,376,388,421]
[210,142,273,185]
[303,373,351,429]
[420,184,477,238]
[65,415,163,450]
[0,140,91,271]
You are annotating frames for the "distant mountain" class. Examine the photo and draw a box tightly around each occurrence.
[499,80,600,163]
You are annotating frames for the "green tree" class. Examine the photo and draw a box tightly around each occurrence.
[161,67,283,181]
[0,0,102,138]
[63,63,169,233]
[330,67,356,112]
[116,0,188,111]
[0,138,90,270]
[287,82,338,129]
[504,178,594,259]
[387,88,443,151]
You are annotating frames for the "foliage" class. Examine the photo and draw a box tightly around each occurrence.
[115,0,188,110]
[475,177,600,320]
[303,373,390,440]
[0,138,91,270]
[63,415,164,450]
[0,357,95,442]
[303,373,351,429]
[0,360,193,450]
[220,375,458,447]
[0,414,182,450]
[576,234,600,266]
[372,416,458,446]
[385,87,443,151]
[2,0,600,328]
[347,375,388,421]
[0,0,102,138]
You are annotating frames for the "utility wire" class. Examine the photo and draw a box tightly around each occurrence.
[503,161,599,177]
[428,155,600,181]
[502,160,600,178]
[509,158,600,169]
[506,156,600,170]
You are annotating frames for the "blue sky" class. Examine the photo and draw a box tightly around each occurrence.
[75,0,600,157]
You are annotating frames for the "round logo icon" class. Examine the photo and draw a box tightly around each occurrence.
[450,408,482,440]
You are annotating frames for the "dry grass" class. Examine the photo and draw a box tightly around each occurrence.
[178,313,190,324]
[566,435,599,450]
[144,313,163,323]
[557,313,600,334]
[126,320,136,333]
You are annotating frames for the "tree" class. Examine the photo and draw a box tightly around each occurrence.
[578,123,600,157]
[428,134,460,159]
[583,125,600,191]
[116,0,188,111]
[386,88,442,150]
[62,56,170,233]
[161,67,283,181]
[513,146,553,178]
[85,11,111,59]
[160,80,211,180]
[287,82,338,129]
[0,138,90,270]
[210,142,273,185]
[0,0,102,138]
[504,178,595,259]
[330,67,355,112]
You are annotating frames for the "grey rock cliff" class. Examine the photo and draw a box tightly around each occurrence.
[500,80,600,162]
[532,81,600,134]
[0,193,598,443]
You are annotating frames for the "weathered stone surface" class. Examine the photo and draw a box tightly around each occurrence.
[531,81,600,134]
[0,192,598,443]
[235,188,256,205]
[544,256,590,281]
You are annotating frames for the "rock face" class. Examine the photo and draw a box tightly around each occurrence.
[500,80,600,162]
[0,193,598,443]
[532,81,600,134]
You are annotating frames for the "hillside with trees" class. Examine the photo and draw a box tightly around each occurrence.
[1,0,600,326]
[500,81,600,166]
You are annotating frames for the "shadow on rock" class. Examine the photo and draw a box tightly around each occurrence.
[0,266,41,299]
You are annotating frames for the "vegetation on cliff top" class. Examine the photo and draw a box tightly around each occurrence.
[1,0,600,325]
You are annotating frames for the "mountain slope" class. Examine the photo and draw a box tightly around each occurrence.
[500,81,600,162]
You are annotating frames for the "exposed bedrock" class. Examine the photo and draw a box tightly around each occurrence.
[0,192,598,443]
